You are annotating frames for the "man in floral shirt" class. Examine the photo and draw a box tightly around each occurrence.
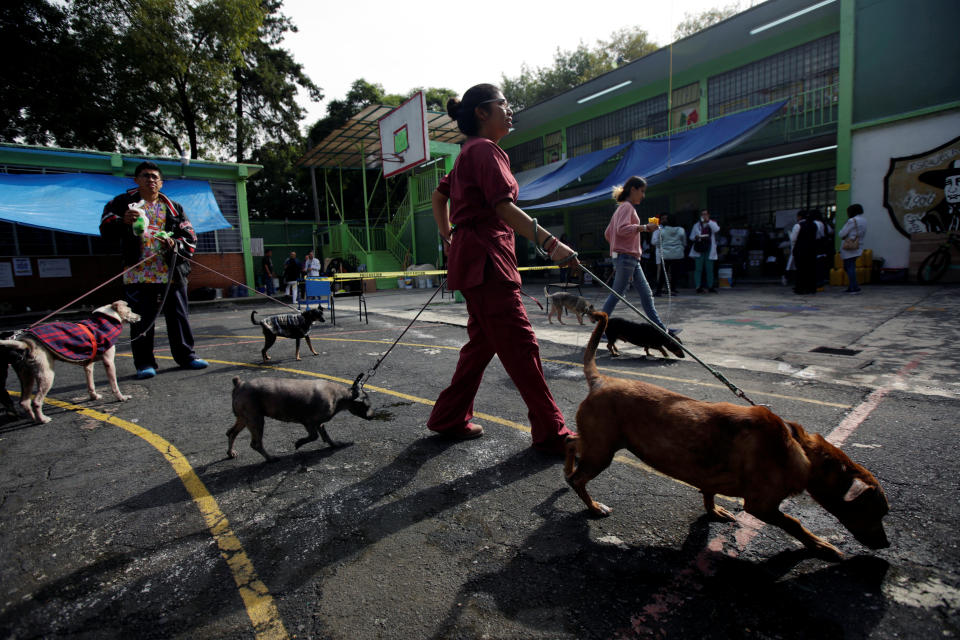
[99,161,208,379]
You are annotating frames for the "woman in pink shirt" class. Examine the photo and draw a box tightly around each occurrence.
[427,83,578,453]
[600,176,676,335]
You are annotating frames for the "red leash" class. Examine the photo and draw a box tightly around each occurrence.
[28,253,158,329]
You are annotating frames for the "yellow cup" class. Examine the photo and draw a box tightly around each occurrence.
[648,217,659,225]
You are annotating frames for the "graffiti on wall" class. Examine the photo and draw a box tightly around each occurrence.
[883,134,960,237]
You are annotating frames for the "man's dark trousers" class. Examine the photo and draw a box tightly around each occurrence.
[124,281,197,370]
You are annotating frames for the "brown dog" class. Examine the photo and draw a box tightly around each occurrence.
[0,301,141,424]
[544,287,594,325]
[564,311,890,560]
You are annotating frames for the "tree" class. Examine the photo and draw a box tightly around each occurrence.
[594,27,659,71]
[247,140,313,219]
[500,27,659,111]
[674,3,743,40]
[74,0,266,159]
[0,0,136,149]
[233,0,322,163]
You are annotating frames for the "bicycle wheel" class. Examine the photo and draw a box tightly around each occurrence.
[917,248,951,283]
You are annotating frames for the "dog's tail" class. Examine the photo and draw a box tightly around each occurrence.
[250,310,258,326]
[584,311,607,390]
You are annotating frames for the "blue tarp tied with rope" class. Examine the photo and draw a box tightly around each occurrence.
[517,142,628,202]
[0,173,230,235]
[524,101,787,210]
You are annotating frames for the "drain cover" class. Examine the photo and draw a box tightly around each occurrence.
[810,346,862,356]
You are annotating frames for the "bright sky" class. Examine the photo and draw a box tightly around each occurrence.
[281,0,755,129]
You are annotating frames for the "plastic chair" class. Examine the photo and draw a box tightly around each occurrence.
[300,278,333,319]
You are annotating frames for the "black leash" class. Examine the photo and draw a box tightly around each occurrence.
[577,262,760,407]
[355,277,450,390]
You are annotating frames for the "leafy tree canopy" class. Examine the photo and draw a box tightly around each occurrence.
[500,27,659,111]
[0,0,321,162]
[674,3,743,40]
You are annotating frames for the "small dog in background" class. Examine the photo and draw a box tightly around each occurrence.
[543,287,594,325]
[251,308,325,362]
[603,316,685,359]
[0,301,141,424]
[565,311,890,560]
[228,375,375,462]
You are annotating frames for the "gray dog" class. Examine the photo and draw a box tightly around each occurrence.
[543,287,594,325]
[228,375,375,462]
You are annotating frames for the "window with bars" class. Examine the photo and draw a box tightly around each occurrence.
[707,168,837,229]
[707,33,839,117]
[566,94,668,158]
[506,137,544,172]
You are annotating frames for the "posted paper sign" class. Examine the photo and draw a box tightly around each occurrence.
[0,263,13,288]
[38,258,71,278]
[13,257,31,276]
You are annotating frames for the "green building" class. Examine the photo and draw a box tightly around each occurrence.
[502,0,960,281]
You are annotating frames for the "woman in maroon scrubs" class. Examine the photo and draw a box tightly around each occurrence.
[427,83,579,454]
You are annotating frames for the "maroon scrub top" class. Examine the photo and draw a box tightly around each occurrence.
[438,137,521,291]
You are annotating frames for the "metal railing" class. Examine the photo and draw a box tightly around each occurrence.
[647,83,839,142]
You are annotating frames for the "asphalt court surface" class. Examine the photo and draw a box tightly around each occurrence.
[1,298,958,639]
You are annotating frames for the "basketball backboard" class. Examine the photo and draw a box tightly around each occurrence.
[378,91,430,178]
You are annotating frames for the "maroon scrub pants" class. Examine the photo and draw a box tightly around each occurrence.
[427,276,571,447]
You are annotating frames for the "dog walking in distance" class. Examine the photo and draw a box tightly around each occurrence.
[227,375,375,462]
[603,316,685,359]
[543,287,594,325]
[251,308,324,362]
[564,310,890,560]
[0,301,141,424]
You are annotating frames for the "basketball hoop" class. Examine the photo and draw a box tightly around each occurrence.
[378,91,430,178]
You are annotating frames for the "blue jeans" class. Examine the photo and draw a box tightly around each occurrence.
[843,257,860,292]
[601,254,665,329]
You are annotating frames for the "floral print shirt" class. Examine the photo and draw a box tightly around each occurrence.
[123,201,171,284]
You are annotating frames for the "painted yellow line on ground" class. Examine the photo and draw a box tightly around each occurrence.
[187,335,852,409]
[34,395,289,640]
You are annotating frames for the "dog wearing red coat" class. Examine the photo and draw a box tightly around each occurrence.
[0,301,140,423]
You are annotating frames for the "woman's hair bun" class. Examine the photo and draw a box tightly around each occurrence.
[446,97,461,121]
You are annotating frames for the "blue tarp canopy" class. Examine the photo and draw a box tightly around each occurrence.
[525,101,787,210]
[517,142,629,201]
[0,173,230,236]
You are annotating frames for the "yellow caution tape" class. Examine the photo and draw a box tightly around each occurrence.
[308,265,560,281]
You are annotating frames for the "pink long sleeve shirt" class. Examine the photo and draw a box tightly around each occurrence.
[604,201,643,258]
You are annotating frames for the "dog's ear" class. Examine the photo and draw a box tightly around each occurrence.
[843,477,871,502]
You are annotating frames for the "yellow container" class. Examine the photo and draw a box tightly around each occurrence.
[857,267,870,284]
[830,268,848,286]
[834,252,842,270]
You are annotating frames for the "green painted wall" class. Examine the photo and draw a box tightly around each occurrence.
[852,0,960,124]
[503,14,839,150]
